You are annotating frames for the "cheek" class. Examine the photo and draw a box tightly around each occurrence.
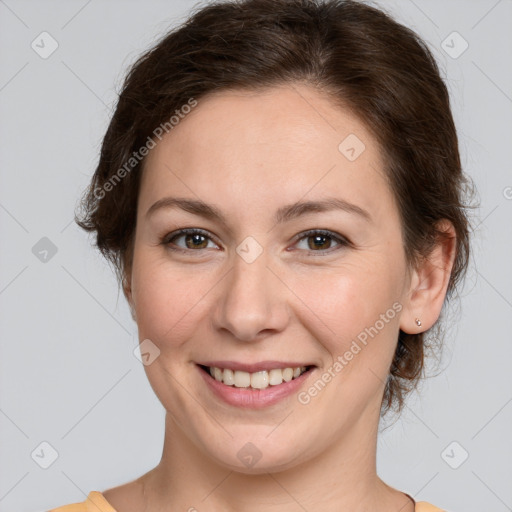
[131,255,210,345]
[289,265,403,399]
[131,242,403,364]
[295,270,402,406]
[291,263,400,341]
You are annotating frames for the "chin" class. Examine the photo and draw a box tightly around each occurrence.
[216,452,306,475]
[204,430,310,475]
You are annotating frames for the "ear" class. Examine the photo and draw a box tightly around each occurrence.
[399,219,457,334]
[122,271,137,322]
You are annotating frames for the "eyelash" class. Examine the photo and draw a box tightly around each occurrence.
[161,228,350,257]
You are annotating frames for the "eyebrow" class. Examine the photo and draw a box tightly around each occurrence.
[145,196,372,226]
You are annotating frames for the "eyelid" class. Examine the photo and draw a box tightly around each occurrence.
[291,229,350,251]
[162,228,220,251]
[162,228,350,255]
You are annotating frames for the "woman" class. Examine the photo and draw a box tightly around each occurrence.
[49,0,473,510]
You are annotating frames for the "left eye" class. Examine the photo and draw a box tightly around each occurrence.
[162,228,348,255]
[293,229,348,254]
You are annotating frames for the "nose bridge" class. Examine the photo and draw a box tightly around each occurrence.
[214,244,287,341]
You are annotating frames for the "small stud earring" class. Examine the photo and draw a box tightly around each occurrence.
[415,318,422,327]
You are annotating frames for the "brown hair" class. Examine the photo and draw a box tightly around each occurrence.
[75,0,476,416]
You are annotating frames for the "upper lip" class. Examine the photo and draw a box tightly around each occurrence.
[197,361,314,373]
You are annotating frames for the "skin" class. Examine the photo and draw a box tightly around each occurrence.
[103,83,456,512]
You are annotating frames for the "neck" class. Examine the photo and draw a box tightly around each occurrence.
[140,402,413,512]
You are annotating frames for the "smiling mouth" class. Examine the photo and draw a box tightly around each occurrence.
[198,364,314,390]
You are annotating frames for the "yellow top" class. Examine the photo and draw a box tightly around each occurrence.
[48,491,448,511]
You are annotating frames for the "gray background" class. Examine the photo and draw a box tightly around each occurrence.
[0,1,511,511]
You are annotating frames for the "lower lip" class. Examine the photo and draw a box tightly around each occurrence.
[197,365,314,409]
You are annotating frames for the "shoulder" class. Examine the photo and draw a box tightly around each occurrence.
[415,502,448,512]
[48,491,117,512]
[47,504,86,512]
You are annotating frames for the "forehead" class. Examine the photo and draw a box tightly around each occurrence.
[139,84,394,225]
[147,84,379,162]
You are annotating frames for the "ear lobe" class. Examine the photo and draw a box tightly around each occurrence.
[400,220,457,334]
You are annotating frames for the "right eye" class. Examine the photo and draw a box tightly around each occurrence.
[162,228,220,253]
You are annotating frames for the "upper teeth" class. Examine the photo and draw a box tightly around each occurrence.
[209,366,307,389]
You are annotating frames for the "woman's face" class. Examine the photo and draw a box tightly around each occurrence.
[127,84,414,472]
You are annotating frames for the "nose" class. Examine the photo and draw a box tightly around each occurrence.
[212,250,290,342]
